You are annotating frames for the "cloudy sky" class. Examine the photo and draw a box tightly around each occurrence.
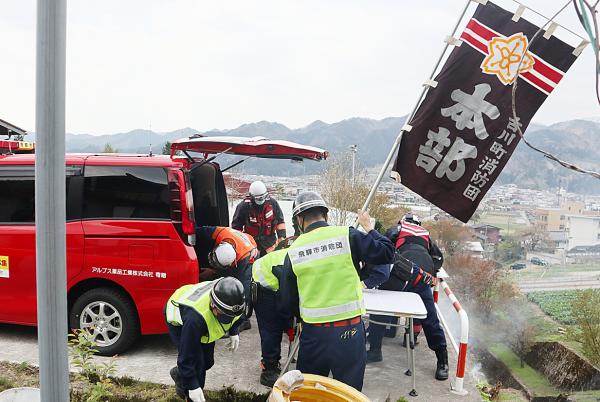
[0,0,597,135]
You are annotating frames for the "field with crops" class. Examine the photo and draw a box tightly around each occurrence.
[527,290,581,325]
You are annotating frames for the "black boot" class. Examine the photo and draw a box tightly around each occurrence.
[434,348,449,381]
[366,348,383,363]
[239,320,252,332]
[259,360,281,387]
[169,367,187,400]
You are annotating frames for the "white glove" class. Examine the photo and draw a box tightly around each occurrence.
[188,387,205,402]
[228,334,240,352]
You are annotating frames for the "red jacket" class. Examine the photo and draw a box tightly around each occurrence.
[231,197,286,253]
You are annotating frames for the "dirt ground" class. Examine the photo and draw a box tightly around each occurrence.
[0,313,481,402]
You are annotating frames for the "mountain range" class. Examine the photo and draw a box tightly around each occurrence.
[40,116,600,194]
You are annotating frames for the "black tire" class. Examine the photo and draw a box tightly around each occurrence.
[70,287,140,356]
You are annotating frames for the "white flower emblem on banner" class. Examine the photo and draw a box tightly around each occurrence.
[481,32,535,84]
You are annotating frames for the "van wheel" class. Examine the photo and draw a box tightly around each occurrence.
[70,288,140,356]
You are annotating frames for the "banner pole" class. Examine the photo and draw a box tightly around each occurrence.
[357,0,473,220]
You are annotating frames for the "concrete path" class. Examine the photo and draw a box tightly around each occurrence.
[0,319,480,401]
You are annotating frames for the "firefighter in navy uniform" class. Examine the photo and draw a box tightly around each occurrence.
[366,213,449,381]
[165,277,246,402]
[195,226,259,331]
[251,236,297,387]
[279,191,395,391]
[232,181,287,256]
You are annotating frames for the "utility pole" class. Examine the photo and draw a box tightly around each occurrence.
[350,144,358,188]
[35,0,69,401]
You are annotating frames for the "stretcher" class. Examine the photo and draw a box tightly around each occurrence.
[281,289,427,397]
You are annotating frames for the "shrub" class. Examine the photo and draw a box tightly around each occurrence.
[568,289,600,366]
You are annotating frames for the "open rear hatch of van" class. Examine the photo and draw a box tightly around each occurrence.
[170,135,328,281]
[170,135,328,161]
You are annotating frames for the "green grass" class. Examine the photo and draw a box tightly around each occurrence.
[479,212,528,236]
[489,343,560,397]
[570,390,600,401]
[0,361,267,402]
[498,389,528,401]
[0,377,15,393]
[513,263,600,282]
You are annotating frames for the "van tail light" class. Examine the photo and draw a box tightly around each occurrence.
[167,168,196,246]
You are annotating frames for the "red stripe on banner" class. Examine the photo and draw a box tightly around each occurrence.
[521,71,554,93]
[444,287,452,297]
[460,31,489,54]
[457,343,468,378]
[531,58,563,83]
[467,19,496,41]
[453,300,462,312]
[466,18,564,86]
[433,289,439,304]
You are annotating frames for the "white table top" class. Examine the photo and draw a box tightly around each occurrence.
[363,288,427,319]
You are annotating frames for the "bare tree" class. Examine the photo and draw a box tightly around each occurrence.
[320,152,406,229]
[427,219,471,256]
[513,323,536,368]
[522,226,549,252]
[320,152,363,226]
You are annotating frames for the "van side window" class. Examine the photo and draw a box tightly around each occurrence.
[0,178,35,223]
[83,166,170,220]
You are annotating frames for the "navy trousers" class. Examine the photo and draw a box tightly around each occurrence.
[368,281,446,351]
[297,320,367,391]
[232,263,252,325]
[167,322,215,389]
[255,288,288,362]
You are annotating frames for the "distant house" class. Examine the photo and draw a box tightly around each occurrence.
[567,244,600,262]
[465,241,484,259]
[548,230,569,251]
[471,224,501,245]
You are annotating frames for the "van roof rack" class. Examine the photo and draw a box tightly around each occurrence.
[0,140,35,154]
[0,118,33,155]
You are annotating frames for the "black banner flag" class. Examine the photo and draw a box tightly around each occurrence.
[392,2,582,222]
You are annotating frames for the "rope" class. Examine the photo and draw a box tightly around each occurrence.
[510,0,600,180]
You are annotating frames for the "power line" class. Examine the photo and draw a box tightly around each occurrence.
[510,0,600,180]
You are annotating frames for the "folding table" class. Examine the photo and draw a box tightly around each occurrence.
[281,288,427,397]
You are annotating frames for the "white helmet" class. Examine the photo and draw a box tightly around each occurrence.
[209,242,236,269]
[249,181,268,205]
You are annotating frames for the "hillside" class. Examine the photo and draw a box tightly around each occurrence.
[58,117,600,194]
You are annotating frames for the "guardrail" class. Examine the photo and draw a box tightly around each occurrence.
[433,278,469,396]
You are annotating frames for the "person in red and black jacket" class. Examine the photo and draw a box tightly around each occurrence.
[232,181,287,256]
[366,213,448,381]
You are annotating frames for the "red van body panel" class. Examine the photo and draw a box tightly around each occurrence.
[0,153,198,335]
[0,137,326,343]
[78,220,198,334]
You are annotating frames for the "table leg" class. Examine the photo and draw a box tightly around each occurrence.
[409,318,418,397]
[404,320,411,377]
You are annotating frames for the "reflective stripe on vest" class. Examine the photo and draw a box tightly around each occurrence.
[213,227,258,264]
[165,280,238,344]
[252,249,287,291]
[289,226,364,324]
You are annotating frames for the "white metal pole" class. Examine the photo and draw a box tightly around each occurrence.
[358,0,472,217]
[35,0,69,401]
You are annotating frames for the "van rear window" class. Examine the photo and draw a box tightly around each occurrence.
[83,166,170,220]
